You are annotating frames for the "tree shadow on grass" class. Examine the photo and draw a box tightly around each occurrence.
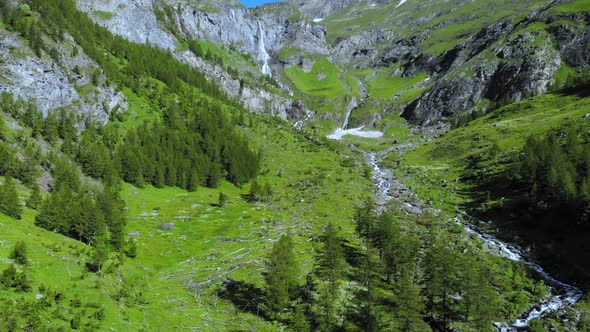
[217,278,270,319]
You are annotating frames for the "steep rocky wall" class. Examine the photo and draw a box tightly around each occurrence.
[0,27,126,124]
[75,0,331,119]
[402,8,587,125]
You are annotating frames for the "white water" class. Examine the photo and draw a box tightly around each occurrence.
[461,221,583,329]
[327,107,383,140]
[368,152,583,330]
[256,20,272,77]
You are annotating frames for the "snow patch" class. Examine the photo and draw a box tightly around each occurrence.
[313,18,323,23]
[396,0,407,8]
[327,127,384,140]
[327,103,383,140]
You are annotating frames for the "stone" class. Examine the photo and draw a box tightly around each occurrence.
[160,223,175,230]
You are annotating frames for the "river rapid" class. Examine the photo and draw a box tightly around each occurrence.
[366,150,583,330]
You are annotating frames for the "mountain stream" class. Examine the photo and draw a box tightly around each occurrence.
[366,150,583,330]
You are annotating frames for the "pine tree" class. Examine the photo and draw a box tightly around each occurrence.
[26,184,42,210]
[265,234,299,312]
[0,176,22,219]
[125,239,137,259]
[218,192,228,208]
[0,265,17,289]
[10,241,28,266]
[470,264,497,331]
[354,199,377,243]
[97,187,126,251]
[394,272,426,332]
[247,179,261,203]
[291,305,310,332]
[316,223,346,331]
[422,236,459,330]
[263,182,274,202]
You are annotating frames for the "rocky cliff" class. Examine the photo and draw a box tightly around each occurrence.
[402,1,590,124]
[75,0,331,119]
[3,0,588,129]
[0,9,126,124]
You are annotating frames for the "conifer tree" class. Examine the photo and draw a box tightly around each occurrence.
[316,223,346,331]
[218,192,228,208]
[96,187,125,251]
[26,184,42,210]
[264,234,299,312]
[394,272,426,332]
[291,305,310,332]
[247,179,261,203]
[10,241,28,266]
[317,223,346,285]
[0,176,22,219]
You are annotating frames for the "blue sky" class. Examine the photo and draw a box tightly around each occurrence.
[239,0,282,8]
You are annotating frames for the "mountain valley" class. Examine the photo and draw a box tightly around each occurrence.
[0,0,589,331]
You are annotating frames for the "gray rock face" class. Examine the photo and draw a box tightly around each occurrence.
[287,0,360,20]
[75,0,330,118]
[0,28,126,124]
[487,32,561,101]
[74,0,589,127]
[77,0,178,50]
[171,3,330,62]
[403,18,575,125]
[404,65,496,125]
[177,50,292,119]
[561,31,590,68]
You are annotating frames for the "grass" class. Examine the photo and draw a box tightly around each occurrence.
[119,87,160,130]
[191,38,258,72]
[74,83,95,99]
[551,0,590,13]
[93,10,114,20]
[284,59,346,97]
[392,91,590,213]
[366,69,428,100]
[113,118,373,329]
[0,111,373,330]
[322,0,547,56]
[278,46,301,62]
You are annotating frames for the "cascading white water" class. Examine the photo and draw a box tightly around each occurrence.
[460,221,583,329]
[368,151,583,330]
[327,102,383,140]
[256,20,272,77]
[341,106,353,130]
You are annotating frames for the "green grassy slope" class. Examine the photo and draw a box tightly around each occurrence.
[323,0,547,56]
[0,115,372,330]
[391,90,590,212]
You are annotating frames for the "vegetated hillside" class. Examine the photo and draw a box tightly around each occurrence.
[392,86,590,289]
[70,0,590,139]
[0,0,589,331]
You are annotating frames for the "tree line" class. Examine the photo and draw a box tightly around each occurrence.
[518,128,590,208]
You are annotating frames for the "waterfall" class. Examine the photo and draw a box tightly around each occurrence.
[256,20,272,77]
[327,97,383,140]
[342,106,353,130]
